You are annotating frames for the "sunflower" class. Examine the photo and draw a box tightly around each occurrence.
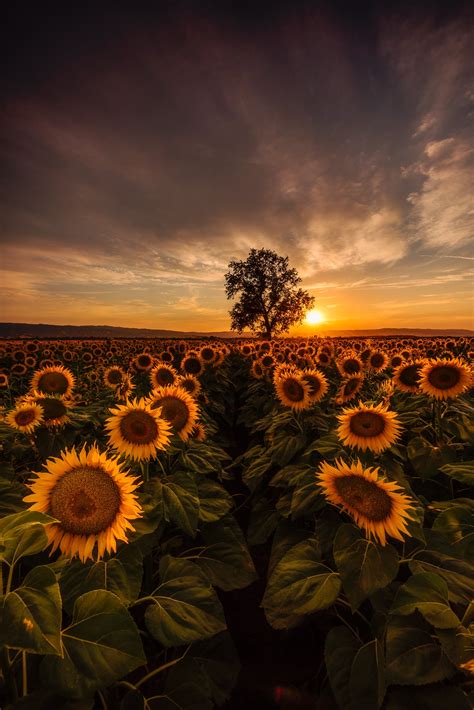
[105,397,171,460]
[337,402,401,452]
[275,371,312,410]
[301,368,329,403]
[316,459,415,546]
[31,364,75,397]
[181,354,205,377]
[23,445,142,562]
[393,361,423,393]
[0,372,9,388]
[148,385,199,441]
[103,366,127,389]
[390,354,404,369]
[335,374,364,405]
[27,392,71,428]
[419,358,472,400]
[6,403,44,433]
[337,355,363,377]
[250,360,265,379]
[368,351,388,372]
[177,374,202,397]
[199,346,216,365]
[11,363,28,376]
[190,423,207,441]
[133,352,154,372]
[150,363,178,389]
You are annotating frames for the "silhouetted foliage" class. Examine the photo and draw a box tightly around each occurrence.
[225,248,315,338]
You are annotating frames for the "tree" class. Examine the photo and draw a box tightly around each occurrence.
[225,248,315,339]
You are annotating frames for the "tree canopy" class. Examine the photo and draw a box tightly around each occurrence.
[225,248,315,338]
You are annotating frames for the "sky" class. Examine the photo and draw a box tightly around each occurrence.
[1,0,473,333]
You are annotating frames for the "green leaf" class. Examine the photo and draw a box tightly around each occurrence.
[436,624,474,667]
[144,556,226,646]
[440,460,474,486]
[385,616,455,686]
[0,510,56,566]
[164,632,240,708]
[41,590,146,694]
[324,626,360,710]
[290,470,325,519]
[156,472,200,537]
[269,432,307,465]
[197,480,233,523]
[390,573,460,629]
[0,477,28,516]
[409,550,474,604]
[60,544,144,613]
[192,516,257,591]
[432,505,474,558]
[349,638,386,710]
[407,438,456,479]
[247,497,279,546]
[2,566,62,655]
[262,538,341,629]
[384,684,471,710]
[242,450,272,491]
[304,431,342,458]
[333,524,399,610]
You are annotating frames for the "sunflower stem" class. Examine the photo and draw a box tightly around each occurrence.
[21,651,27,696]
[1,647,18,703]
[140,461,149,483]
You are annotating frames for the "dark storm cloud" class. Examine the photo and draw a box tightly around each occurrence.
[1,0,473,327]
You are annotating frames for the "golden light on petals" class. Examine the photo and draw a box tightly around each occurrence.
[148,385,199,441]
[6,403,44,433]
[337,402,401,453]
[31,365,75,397]
[23,445,142,562]
[105,397,172,460]
[392,361,423,393]
[301,368,329,403]
[316,458,415,546]
[274,371,312,410]
[335,375,364,405]
[419,358,472,400]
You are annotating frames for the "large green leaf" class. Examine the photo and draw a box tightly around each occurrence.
[0,510,56,566]
[432,505,474,557]
[157,471,200,537]
[59,544,144,613]
[0,477,28,516]
[247,497,279,546]
[192,516,257,591]
[2,565,62,655]
[436,624,474,667]
[324,626,360,709]
[349,639,386,710]
[407,437,455,479]
[385,616,455,686]
[333,524,399,610]
[390,572,460,629]
[164,632,240,708]
[197,479,233,523]
[440,461,474,486]
[409,549,474,604]
[262,538,341,629]
[144,556,226,646]
[41,590,145,695]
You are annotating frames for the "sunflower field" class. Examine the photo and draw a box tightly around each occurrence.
[0,335,473,709]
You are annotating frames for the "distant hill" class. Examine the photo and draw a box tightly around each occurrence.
[0,322,472,339]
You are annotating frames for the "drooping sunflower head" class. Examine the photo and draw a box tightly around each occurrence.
[105,397,172,460]
[103,366,127,389]
[301,368,329,403]
[419,358,472,400]
[275,371,312,410]
[393,361,423,393]
[335,374,364,405]
[316,458,415,546]
[337,402,402,452]
[30,365,75,397]
[150,363,178,389]
[6,403,44,433]
[24,445,142,562]
[148,385,199,441]
[250,360,265,379]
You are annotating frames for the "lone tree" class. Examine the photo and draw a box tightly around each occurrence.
[225,248,315,339]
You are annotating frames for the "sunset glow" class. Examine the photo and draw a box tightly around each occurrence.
[305,309,325,326]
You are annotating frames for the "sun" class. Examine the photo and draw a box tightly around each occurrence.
[305,309,325,325]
